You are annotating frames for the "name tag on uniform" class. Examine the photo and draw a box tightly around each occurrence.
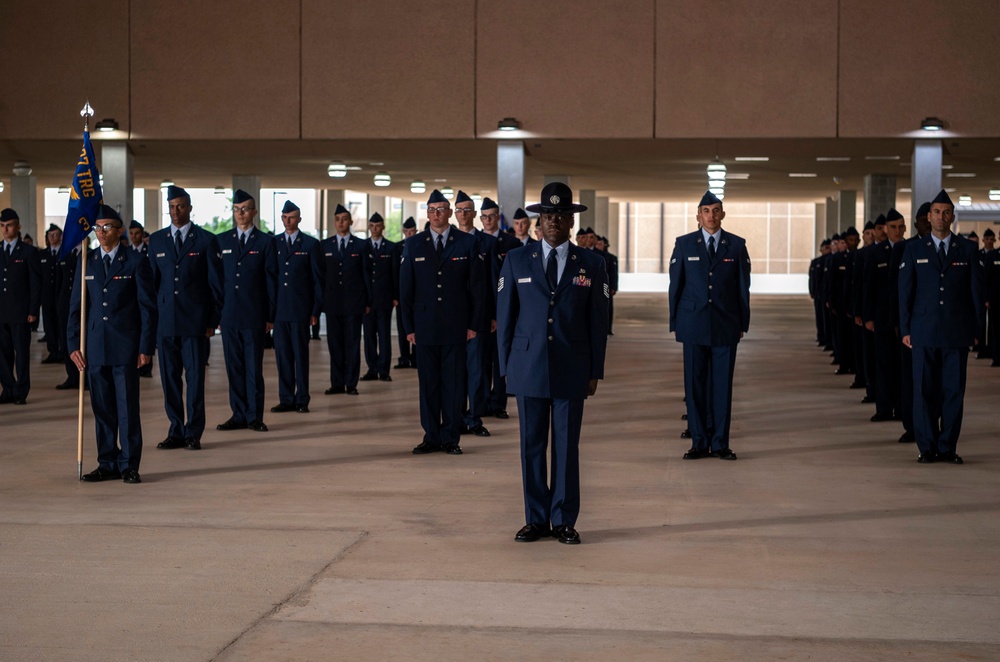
[156,252,166,258]
[688,256,700,261]
[85,275,95,280]
[877,263,887,268]
[325,252,333,257]
[223,249,233,254]
[916,258,928,264]
[415,257,426,262]
[518,277,531,283]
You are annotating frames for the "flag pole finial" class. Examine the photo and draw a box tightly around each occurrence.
[80,101,94,131]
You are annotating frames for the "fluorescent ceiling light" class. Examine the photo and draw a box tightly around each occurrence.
[941,164,953,170]
[727,172,750,180]
[864,156,900,161]
[958,195,972,206]
[788,173,818,178]
[898,188,912,193]
[410,181,426,194]
[709,187,725,195]
[816,157,850,162]
[706,163,727,172]
[946,173,976,178]
[733,157,768,162]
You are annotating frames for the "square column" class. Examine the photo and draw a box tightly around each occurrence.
[911,140,943,212]
[101,142,134,222]
[143,189,161,231]
[864,174,896,221]
[578,190,597,231]
[10,171,37,240]
[594,196,610,239]
[497,140,525,224]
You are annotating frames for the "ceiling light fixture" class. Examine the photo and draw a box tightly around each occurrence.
[946,173,976,178]
[327,163,348,178]
[733,157,769,162]
[788,173,818,178]
[410,180,426,194]
[988,189,1000,201]
[958,195,972,206]
[0,181,4,193]
[864,156,901,161]
[12,161,31,177]
[727,173,750,180]
[160,180,174,189]
[920,116,945,132]
[215,187,227,195]
[498,117,521,131]
[441,187,454,199]
[816,157,851,162]
[373,172,391,187]
[95,118,119,132]
[709,187,725,196]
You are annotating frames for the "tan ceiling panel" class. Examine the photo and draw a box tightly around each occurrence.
[476,0,655,139]
[130,0,300,140]
[656,0,838,138]
[302,1,475,139]
[0,0,129,140]
[839,0,1000,137]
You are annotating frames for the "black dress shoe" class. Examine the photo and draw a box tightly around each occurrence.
[992,361,1000,367]
[515,524,551,542]
[138,368,153,378]
[870,412,894,422]
[412,441,440,454]
[217,418,247,430]
[470,425,491,437]
[860,395,876,404]
[680,429,691,439]
[681,413,688,420]
[683,447,707,460]
[442,444,464,455]
[834,367,850,375]
[55,380,79,390]
[917,452,935,463]
[359,373,378,382]
[325,386,345,395]
[395,361,410,369]
[939,452,964,464]
[346,388,359,395]
[494,409,509,419]
[122,468,142,484]
[81,467,122,482]
[553,524,581,545]
[270,403,296,413]
[716,448,738,460]
[379,374,392,382]
[898,431,915,443]
[185,438,202,451]
[157,437,186,450]
[849,380,866,389]
[296,405,310,413]
[248,420,269,432]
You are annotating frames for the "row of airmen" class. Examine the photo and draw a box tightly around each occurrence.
[807,190,996,463]
[0,185,619,484]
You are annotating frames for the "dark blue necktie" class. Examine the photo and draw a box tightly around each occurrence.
[546,249,558,291]
[240,232,247,249]
[938,241,947,267]
[436,235,444,257]
[175,230,183,254]
[708,235,716,259]
[103,255,111,276]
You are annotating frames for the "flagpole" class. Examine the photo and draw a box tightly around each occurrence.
[76,101,93,481]
[76,241,87,480]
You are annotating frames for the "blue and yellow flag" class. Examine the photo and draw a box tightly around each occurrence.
[58,130,103,261]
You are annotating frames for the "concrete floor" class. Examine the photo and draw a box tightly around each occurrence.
[2,294,999,661]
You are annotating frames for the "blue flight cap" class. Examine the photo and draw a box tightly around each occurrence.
[843,226,859,237]
[863,221,874,231]
[1,208,20,222]
[916,201,932,218]
[512,208,529,220]
[97,205,122,224]
[983,227,995,238]
[698,190,723,207]
[427,190,448,205]
[129,220,143,230]
[455,190,473,204]
[166,185,189,201]
[931,190,954,207]
[233,189,254,205]
[47,223,62,233]
[886,208,903,222]
[281,200,300,214]
[968,230,979,239]
[369,212,384,224]
[480,197,499,211]
[334,203,350,216]
[402,216,416,229]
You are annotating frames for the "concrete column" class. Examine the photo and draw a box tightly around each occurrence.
[593,196,610,239]
[578,190,597,231]
[608,202,620,254]
[497,140,524,225]
[232,174,262,228]
[321,189,346,240]
[824,196,837,239]
[911,140,943,212]
[11,169,38,240]
[815,202,827,245]
[143,189,161,232]
[864,174,896,222]
[101,142,134,222]
[367,194,386,226]
[837,190,857,233]
[402,199,418,225]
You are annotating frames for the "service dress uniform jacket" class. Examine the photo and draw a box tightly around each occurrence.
[362,237,398,378]
[273,232,324,407]
[668,229,751,453]
[898,233,985,457]
[392,239,414,367]
[147,224,224,443]
[462,229,498,429]
[985,249,1000,364]
[399,227,485,448]
[68,248,157,473]
[57,248,83,385]
[217,227,278,424]
[862,239,902,418]
[0,239,41,402]
[497,242,609,527]
[321,234,370,390]
[39,245,64,359]
[486,232,525,413]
